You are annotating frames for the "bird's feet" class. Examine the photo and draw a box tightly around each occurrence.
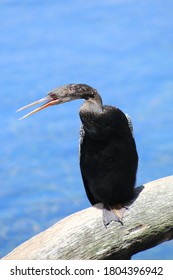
[103,204,128,227]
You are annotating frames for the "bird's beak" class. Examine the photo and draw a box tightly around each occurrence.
[17,96,60,120]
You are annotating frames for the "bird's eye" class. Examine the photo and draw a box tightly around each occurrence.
[49,92,57,99]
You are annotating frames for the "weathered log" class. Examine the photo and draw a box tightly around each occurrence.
[2,175,173,260]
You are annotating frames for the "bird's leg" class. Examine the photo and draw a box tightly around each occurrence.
[103,204,128,227]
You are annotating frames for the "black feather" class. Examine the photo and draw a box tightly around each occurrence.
[79,105,138,207]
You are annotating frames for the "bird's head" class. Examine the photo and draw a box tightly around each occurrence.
[17,84,101,120]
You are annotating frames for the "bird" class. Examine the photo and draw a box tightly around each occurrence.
[17,84,138,227]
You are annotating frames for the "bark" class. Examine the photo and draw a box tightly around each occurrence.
[2,176,173,260]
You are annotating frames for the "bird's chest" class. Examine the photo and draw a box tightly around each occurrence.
[80,135,117,171]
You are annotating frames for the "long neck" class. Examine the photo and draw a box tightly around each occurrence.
[79,94,103,134]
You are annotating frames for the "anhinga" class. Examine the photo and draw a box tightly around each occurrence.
[17,84,138,227]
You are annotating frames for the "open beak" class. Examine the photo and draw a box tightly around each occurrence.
[17,96,59,120]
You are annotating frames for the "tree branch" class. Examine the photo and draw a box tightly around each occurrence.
[2,176,173,260]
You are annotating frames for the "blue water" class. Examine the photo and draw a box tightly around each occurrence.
[0,0,173,259]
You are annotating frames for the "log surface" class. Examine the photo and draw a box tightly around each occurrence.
[2,175,173,260]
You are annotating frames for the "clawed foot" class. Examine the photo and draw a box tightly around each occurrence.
[103,204,129,227]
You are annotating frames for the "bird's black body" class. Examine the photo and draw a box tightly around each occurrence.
[79,104,138,208]
[18,83,138,226]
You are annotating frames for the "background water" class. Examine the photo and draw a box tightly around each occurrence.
[0,0,173,259]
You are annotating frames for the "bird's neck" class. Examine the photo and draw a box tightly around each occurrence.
[80,93,102,112]
[79,96,104,136]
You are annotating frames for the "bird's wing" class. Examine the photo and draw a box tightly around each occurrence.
[79,124,98,205]
[79,123,85,159]
[125,113,134,137]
